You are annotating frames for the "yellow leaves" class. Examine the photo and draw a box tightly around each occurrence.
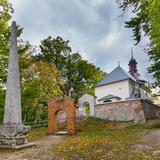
[53,118,159,159]
[23,61,64,101]
[54,135,113,159]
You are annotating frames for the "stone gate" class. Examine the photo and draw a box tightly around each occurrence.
[78,93,95,117]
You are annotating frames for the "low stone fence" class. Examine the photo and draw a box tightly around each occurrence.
[95,99,160,123]
[142,100,160,120]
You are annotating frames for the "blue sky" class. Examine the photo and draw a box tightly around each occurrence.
[9,0,153,82]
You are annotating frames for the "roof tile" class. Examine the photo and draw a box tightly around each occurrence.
[95,66,136,87]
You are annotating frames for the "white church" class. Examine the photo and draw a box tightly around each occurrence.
[95,55,152,104]
[78,54,160,122]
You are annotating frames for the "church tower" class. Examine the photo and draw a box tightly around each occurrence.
[128,50,138,75]
[128,49,145,83]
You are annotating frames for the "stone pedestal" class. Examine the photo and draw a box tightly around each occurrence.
[0,123,35,149]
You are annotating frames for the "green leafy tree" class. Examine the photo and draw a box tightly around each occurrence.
[38,36,71,70]
[0,0,12,123]
[0,0,12,84]
[0,1,65,124]
[117,0,160,87]
[21,60,63,123]
[0,0,26,84]
[37,36,106,100]
[64,53,106,100]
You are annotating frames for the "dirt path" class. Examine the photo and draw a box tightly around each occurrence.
[141,129,160,147]
[0,135,66,160]
[130,129,160,158]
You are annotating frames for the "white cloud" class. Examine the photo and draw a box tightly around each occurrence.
[100,32,120,47]
[8,0,153,82]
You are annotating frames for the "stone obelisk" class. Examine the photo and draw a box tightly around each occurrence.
[4,21,22,124]
[0,21,34,149]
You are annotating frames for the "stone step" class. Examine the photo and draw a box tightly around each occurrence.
[54,130,68,135]
[0,142,35,150]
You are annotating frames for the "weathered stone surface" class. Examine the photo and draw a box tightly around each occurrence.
[0,142,35,149]
[95,99,145,123]
[0,124,30,137]
[131,144,152,153]
[4,21,22,124]
[142,100,160,120]
[95,99,160,123]
[0,124,31,147]
[153,150,160,157]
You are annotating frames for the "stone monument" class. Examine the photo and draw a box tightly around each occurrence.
[0,21,34,149]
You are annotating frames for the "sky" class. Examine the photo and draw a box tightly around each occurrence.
[9,0,153,82]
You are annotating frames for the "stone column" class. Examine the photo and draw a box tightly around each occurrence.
[0,21,35,149]
[4,21,22,124]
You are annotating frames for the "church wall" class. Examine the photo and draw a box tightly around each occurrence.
[128,80,135,96]
[141,85,152,98]
[95,80,130,102]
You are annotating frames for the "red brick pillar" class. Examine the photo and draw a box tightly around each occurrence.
[48,104,58,134]
[66,100,76,134]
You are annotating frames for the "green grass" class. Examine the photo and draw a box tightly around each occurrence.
[28,127,47,141]
[27,118,160,159]
[53,117,160,160]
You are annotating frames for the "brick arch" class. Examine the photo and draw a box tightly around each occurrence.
[48,96,76,134]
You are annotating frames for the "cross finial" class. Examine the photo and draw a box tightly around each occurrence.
[118,61,120,66]
[131,47,133,58]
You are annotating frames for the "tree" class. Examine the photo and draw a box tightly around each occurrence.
[64,53,106,100]
[0,0,12,84]
[38,36,71,70]
[21,60,63,123]
[117,0,160,87]
[0,0,25,84]
[0,0,12,123]
[0,1,65,124]
[37,37,106,101]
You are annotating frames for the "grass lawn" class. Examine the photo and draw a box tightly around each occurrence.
[29,127,48,141]
[52,117,160,160]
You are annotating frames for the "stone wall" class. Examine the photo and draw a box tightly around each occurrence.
[142,100,160,120]
[95,99,160,123]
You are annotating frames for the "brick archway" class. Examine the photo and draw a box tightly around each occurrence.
[48,96,76,134]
